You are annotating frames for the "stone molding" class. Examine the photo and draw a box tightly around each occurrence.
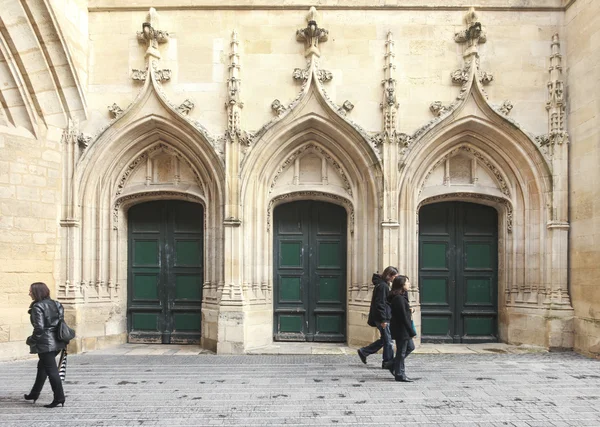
[269,143,353,196]
[418,192,513,233]
[419,145,511,198]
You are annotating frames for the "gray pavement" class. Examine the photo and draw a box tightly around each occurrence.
[0,349,599,426]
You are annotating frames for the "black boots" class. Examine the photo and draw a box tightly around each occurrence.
[44,399,65,408]
[23,394,38,404]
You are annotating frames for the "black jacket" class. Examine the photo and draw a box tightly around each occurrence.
[367,274,392,326]
[26,298,66,354]
[389,293,416,341]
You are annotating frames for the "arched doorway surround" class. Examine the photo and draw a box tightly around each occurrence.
[240,111,383,350]
[397,113,566,347]
[60,113,225,352]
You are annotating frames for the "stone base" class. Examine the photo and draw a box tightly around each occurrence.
[574,317,600,359]
[504,306,574,350]
[217,306,245,354]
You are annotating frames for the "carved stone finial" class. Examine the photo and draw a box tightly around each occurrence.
[296,7,328,57]
[108,103,124,119]
[454,7,487,58]
[453,7,493,88]
[227,30,243,108]
[543,33,568,146]
[380,31,400,144]
[136,8,169,60]
[133,8,170,82]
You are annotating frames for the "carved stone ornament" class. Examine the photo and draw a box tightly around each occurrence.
[430,101,449,117]
[269,144,353,196]
[498,100,513,115]
[131,69,148,81]
[154,68,172,82]
[316,69,333,83]
[419,192,512,233]
[267,191,354,233]
[77,133,92,149]
[136,8,169,60]
[293,67,310,81]
[271,99,286,116]
[296,7,328,58]
[419,145,511,198]
[108,103,124,118]
[177,99,194,115]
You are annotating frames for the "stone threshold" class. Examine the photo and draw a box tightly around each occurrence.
[84,342,548,356]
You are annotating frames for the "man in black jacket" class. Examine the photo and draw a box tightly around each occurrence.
[357,266,398,368]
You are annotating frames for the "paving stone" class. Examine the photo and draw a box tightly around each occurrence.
[0,352,598,426]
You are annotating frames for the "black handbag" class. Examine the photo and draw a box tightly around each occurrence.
[54,301,75,343]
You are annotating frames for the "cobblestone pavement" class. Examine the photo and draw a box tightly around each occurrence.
[0,351,599,426]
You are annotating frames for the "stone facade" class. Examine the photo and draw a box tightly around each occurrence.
[0,0,597,360]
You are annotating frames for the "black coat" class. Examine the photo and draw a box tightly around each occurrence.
[26,298,66,354]
[389,293,416,341]
[367,274,392,326]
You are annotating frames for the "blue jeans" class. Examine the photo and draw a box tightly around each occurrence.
[359,323,394,363]
[393,338,415,378]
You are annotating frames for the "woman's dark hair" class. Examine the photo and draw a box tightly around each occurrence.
[389,275,409,298]
[29,282,51,302]
[381,266,399,282]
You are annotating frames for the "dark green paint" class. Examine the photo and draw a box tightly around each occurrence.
[273,201,347,342]
[128,200,204,344]
[280,276,302,302]
[419,202,498,343]
[420,278,448,304]
[133,274,159,300]
[132,313,158,331]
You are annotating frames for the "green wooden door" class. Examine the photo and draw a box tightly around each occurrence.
[419,202,498,343]
[274,201,347,342]
[128,200,204,344]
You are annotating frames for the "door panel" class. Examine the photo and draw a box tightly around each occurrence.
[274,201,346,342]
[128,200,203,344]
[419,201,498,343]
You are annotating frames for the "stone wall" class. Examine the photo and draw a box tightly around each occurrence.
[0,129,63,360]
[85,5,561,140]
[566,0,600,358]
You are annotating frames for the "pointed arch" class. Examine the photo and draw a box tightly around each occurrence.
[238,112,383,350]
[399,112,557,346]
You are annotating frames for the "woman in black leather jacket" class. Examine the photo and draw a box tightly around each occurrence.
[25,282,66,408]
